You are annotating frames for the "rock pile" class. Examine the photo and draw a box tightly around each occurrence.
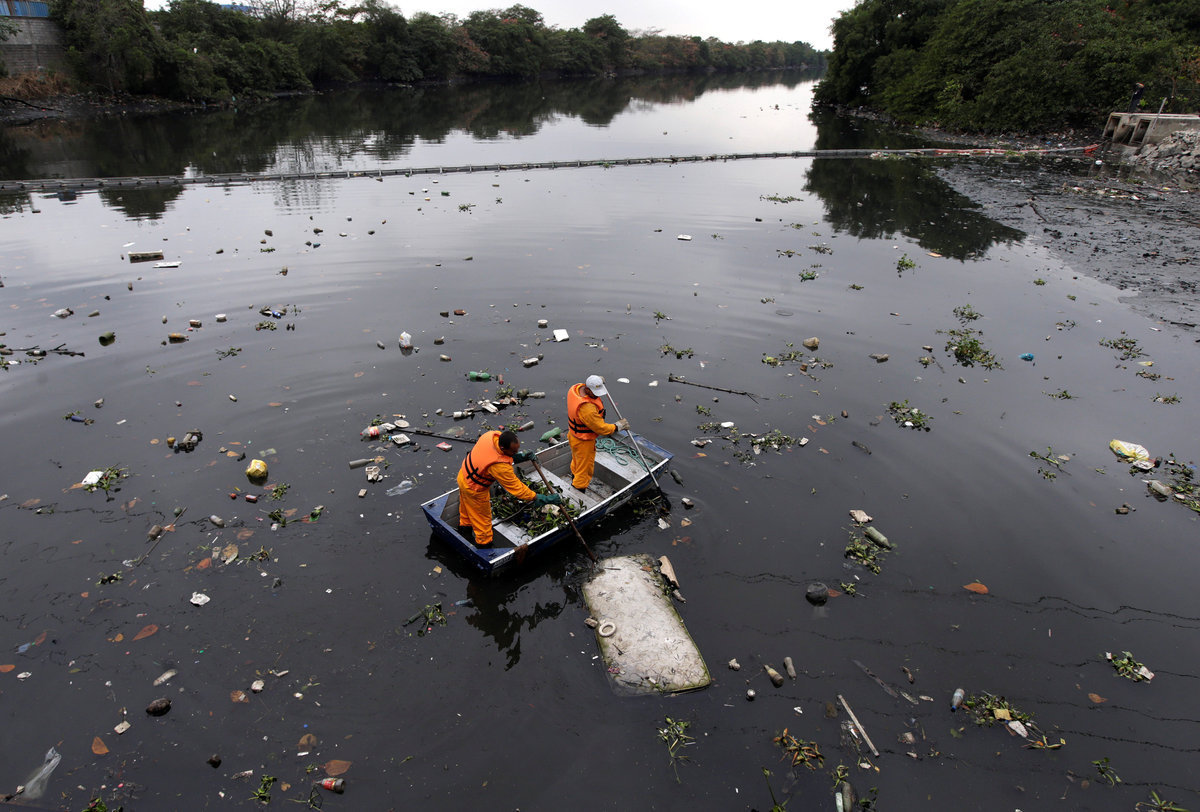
[1131,129,1200,176]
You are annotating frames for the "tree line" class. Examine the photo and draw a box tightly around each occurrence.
[814,0,1200,131]
[41,0,825,100]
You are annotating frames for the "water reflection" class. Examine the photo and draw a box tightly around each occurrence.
[805,109,1025,259]
[428,538,571,670]
[1,70,822,186]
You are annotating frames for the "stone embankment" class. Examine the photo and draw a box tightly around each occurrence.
[1131,130,1200,178]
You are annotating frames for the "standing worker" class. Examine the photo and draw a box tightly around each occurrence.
[458,429,560,546]
[1128,82,1145,113]
[566,375,629,492]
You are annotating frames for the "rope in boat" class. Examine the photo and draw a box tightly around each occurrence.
[598,436,650,473]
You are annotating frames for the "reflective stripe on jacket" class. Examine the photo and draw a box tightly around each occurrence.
[459,430,511,491]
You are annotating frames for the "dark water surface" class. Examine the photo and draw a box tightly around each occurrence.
[2,75,1199,811]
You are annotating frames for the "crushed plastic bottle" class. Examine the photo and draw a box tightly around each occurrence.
[386,480,415,496]
[951,688,965,711]
[399,331,413,349]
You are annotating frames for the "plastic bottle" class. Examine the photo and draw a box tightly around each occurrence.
[951,688,965,711]
[540,427,562,442]
[467,371,491,381]
[361,425,383,439]
[318,777,345,793]
[399,331,412,349]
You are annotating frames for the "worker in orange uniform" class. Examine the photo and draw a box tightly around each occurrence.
[457,429,561,546]
[567,375,629,491]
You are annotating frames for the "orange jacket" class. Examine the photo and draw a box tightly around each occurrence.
[460,431,513,492]
[568,383,615,441]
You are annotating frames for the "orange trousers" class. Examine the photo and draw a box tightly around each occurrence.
[569,434,598,489]
[456,468,495,546]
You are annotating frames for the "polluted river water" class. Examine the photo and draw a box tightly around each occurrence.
[1,75,1199,810]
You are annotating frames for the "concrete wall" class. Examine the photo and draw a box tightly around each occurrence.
[1104,112,1200,148]
[1,18,68,75]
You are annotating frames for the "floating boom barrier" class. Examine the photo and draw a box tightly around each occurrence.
[0,145,1098,193]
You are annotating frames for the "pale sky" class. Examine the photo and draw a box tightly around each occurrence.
[143,0,854,51]
[394,0,853,50]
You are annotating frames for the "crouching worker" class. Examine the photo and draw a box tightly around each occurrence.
[457,429,561,546]
[567,375,628,491]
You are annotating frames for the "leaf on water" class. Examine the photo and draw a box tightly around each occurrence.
[963,582,989,594]
[927,251,943,258]
[1088,692,1107,704]
[122,498,140,511]
[110,633,125,643]
[92,736,109,755]
[354,371,365,378]
[226,451,239,457]
[283,508,298,518]
[298,733,318,749]
[231,689,249,703]
[33,631,46,646]
[196,557,212,570]
[269,402,283,407]
[827,588,842,598]
[20,498,41,508]
[237,529,255,541]
[187,380,203,386]
[324,759,352,776]
[133,624,159,641]
[0,664,15,673]
[150,438,160,445]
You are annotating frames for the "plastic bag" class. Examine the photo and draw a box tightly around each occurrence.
[386,480,415,497]
[21,747,61,799]
[1109,439,1149,461]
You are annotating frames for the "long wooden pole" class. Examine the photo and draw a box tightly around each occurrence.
[602,390,662,492]
[529,458,596,563]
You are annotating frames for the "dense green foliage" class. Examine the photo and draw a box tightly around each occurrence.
[814,0,1200,131]
[44,0,825,101]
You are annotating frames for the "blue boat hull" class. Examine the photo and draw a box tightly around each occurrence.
[421,433,672,574]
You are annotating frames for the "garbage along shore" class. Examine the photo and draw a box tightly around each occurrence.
[937,157,1200,332]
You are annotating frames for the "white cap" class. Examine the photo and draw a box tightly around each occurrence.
[585,374,607,396]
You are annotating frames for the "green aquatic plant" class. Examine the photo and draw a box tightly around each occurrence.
[1099,335,1144,360]
[774,729,823,770]
[658,717,694,781]
[887,400,932,430]
[942,327,1001,369]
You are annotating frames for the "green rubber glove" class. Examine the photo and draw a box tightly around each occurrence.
[512,450,535,463]
[534,493,562,506]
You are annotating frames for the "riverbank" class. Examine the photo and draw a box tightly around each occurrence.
[0,90,195,124]
[935,152,1200,333]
